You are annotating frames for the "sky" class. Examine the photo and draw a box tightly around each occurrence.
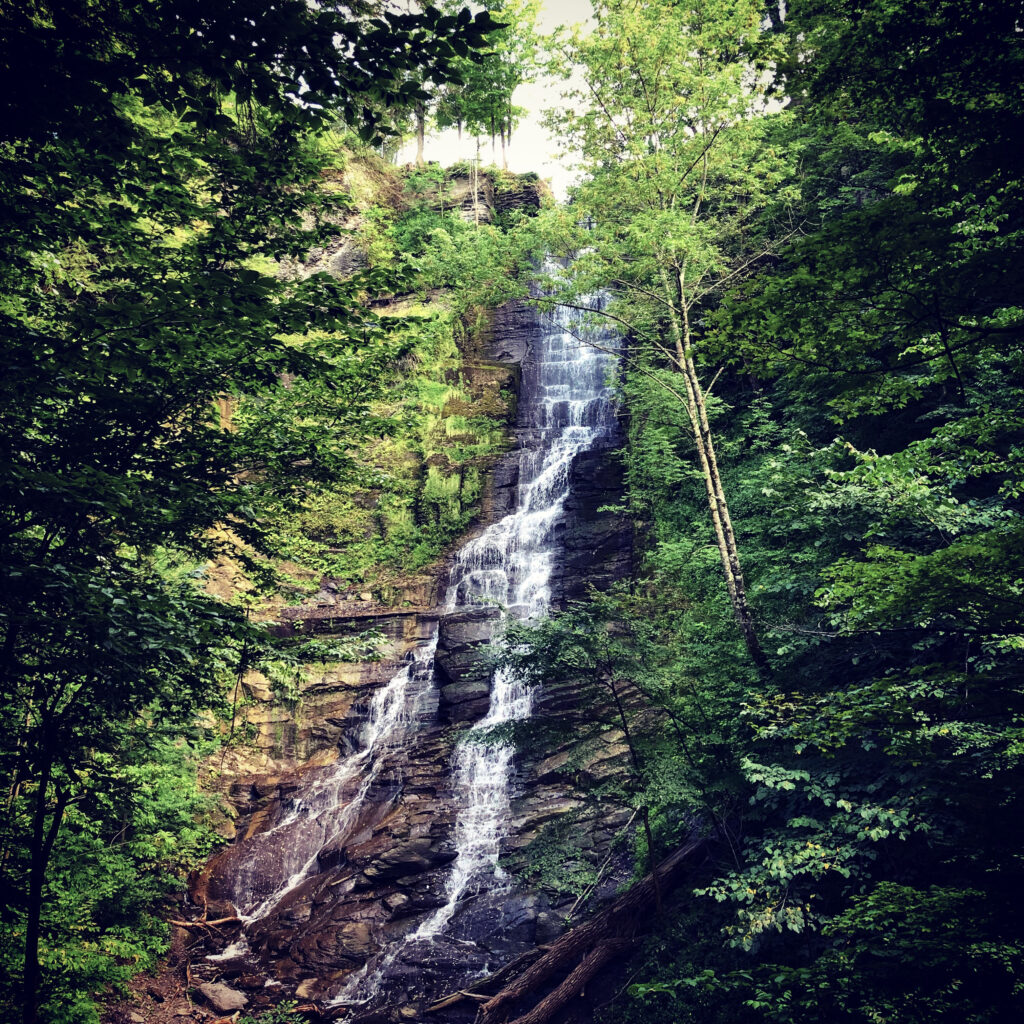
[395,0,595,199]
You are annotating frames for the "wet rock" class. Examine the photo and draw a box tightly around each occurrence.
[483,457,520,519]
[436,612,498,674]
[490,300,536,365]
[444,175,495,225]
[335,920,374,955]
[535,910,567,943]
[189,241,639,1018]
[437,607,501,655]
[438,679,491,723]
[203,955,248,978]
[197,983,248,1014]
[383,892,411,914]
[295,978,318,999]
[534,749,572,782]
[242,670,274,702]
[555,447,632,606]
[435,607,501,721]
[362,838,457,882]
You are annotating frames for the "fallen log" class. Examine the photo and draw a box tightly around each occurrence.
[481,838,704,1024]
[504,938,633,1024]
[169,916,242,929]
[425,945,549,1013]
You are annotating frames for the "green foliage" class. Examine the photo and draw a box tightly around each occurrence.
[4,2,1022,1022]
[760,883,1024,1024]
[265,301,512,589]
[1,733,220,1024]
[528,3,1024,1022]
[237,1003,299,1024]
[501,587,751,863]
[259,168,541,592]
[0,3,507,1022]
[511,812,603,903]
[398,166,543,302]
[433,0,541,150]
[0,0,505,147]
[612,898,760,1024]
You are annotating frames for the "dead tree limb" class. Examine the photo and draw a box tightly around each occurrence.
[169,916,242,929]
[425,945,549,1012]
[481,839,704,1024]
[425,990,490,1013]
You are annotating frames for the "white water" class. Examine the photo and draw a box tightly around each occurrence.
[412,286,619,939]
[407,664,529,939]
[331,286,618,1005]
[221,636,438,931]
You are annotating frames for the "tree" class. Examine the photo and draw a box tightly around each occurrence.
[477,587,746,1024]
[541,0,796,672]
[432,0,541,169]
[0,3,502,1020]
[633,2,1024,1018]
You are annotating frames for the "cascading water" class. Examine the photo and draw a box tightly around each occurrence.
[416,289,619,936]
[406,662,529,941]
[214,635,438,947]
[207,264,619,1013]
[334,274,619,1005]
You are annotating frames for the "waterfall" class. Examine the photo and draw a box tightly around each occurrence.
[414,290,618,937]
[216,636,438,936]
[215,267,619,1009]
[334,277,619,1004]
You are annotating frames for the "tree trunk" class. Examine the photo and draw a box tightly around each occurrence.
[679,310,770,677]
[656,274,739,603]
[659,268,770,677]
[415,104,426,167]
[606,675,662,912]
[504,940,633,1024]
[473,138,481,227]
[23,759,69,1024]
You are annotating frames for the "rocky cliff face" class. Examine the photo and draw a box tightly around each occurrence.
[183,194,632,1024]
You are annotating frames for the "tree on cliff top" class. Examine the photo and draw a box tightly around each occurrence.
[0,3,501,1021]
[432,0,542,169]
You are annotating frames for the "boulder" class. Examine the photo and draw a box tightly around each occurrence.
[197,982,248,1014]
[362,837,457,882]
[435,607,500,693]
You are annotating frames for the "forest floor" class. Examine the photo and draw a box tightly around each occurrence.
[105,945,210,1024]
[104,929,247,1024]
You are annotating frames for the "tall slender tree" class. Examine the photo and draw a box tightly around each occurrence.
[544,0,795,672]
